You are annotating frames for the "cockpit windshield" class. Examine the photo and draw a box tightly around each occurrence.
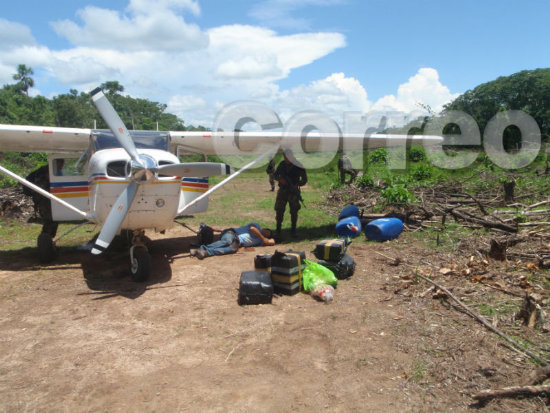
[91,130,170,152]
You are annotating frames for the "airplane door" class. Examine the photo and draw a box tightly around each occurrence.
[48,154,89,221]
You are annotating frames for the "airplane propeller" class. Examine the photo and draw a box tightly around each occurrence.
[91,88,142,166]
[90,87,232,255]
[158,162,233,177]
[90,181,138,255]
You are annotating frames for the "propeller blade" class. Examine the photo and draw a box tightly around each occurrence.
[91,181,139,255]
[91,87,141,164]
[158,162,233,177]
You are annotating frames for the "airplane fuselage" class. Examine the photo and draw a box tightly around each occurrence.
[89,148,180,231]
[49,147,210,232]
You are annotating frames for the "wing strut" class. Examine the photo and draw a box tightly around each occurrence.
[178,147,278,215]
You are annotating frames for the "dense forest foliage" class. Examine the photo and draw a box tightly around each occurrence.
[443,68,550,142]
[0,65,208,132]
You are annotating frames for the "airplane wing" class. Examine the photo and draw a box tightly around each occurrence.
[0,123,442,156]
[169,131,443,155]
[0,124,91,153]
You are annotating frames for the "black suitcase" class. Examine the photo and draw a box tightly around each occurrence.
[270,250,306,275]
[317,254,356,280]
[313,239,348,261]
[238,270,274,305]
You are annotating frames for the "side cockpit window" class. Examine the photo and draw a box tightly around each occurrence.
[106,160,129,178]
[52,157,85,176]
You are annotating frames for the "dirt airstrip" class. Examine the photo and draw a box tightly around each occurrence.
[0,183,548,412]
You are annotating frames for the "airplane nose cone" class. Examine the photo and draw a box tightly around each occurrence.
[131,154,158,182]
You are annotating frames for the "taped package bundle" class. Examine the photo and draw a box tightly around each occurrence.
[270,250,306,295]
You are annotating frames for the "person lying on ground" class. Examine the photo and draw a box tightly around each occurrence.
[190,222,275,259]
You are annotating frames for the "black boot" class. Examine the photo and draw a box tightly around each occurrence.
[290,214,298,238]
[275,211,284,239]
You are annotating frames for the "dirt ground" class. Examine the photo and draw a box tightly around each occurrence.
[0,184,549,412]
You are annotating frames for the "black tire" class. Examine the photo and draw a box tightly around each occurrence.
[129,247,151,282]
[37,232,56,263]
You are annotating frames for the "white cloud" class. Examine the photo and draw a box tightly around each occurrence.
[216,55,282,80]
[168,94,206,112]
[128,0,201,16]
[167,95,211,126]
[270,72,370,121]
[209,25,345,81]
[249,0,347,29]
[0,64,15,87]
[51,2,208,52]
[372,68,459,114]
[0,18,35,48]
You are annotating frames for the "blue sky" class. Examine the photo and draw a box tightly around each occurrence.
[1,0,549,127]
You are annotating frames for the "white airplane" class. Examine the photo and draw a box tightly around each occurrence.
[0,88,443,281]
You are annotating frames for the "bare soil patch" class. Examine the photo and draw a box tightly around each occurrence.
[0,180,549,412]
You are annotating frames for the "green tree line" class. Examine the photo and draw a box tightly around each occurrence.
[0,64,209,131]
[442,68,550,150]
[444,68,550,140]
[386,68,550,150]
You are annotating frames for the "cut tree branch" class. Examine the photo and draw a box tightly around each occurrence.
[472,384,550,401]
[449,208,518,233]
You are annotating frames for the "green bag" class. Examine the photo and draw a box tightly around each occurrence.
[302,259,338,292]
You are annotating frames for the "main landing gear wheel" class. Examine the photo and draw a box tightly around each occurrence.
[37,232,56,263]
[129,246,151,282]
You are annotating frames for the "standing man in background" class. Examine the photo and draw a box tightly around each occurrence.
[266,156,275,191]
[338,155,358,184]
[273,148,307,238]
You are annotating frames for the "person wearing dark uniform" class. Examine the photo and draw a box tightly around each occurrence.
[273,149,307,238]
[266,157,276,191]
[23,164,58,238]
[338,155,358,184]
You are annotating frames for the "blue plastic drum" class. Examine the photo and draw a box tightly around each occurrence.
[364,218,403,241]
[338,205,360,221]
[335,216,362,238]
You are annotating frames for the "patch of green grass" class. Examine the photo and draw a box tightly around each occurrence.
[410,360,427,382]
[406,222,475,252]
[0,220,39,249]
[0,218,97,255]
[474,300,519,317]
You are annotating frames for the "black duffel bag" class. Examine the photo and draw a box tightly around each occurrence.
[317,254,356,280]
[197,223,214,245]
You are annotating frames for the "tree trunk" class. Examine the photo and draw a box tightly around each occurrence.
[489,239,507,261]
[503,180,515,202]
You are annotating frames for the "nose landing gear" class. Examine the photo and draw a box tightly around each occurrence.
[129,230,151,282]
